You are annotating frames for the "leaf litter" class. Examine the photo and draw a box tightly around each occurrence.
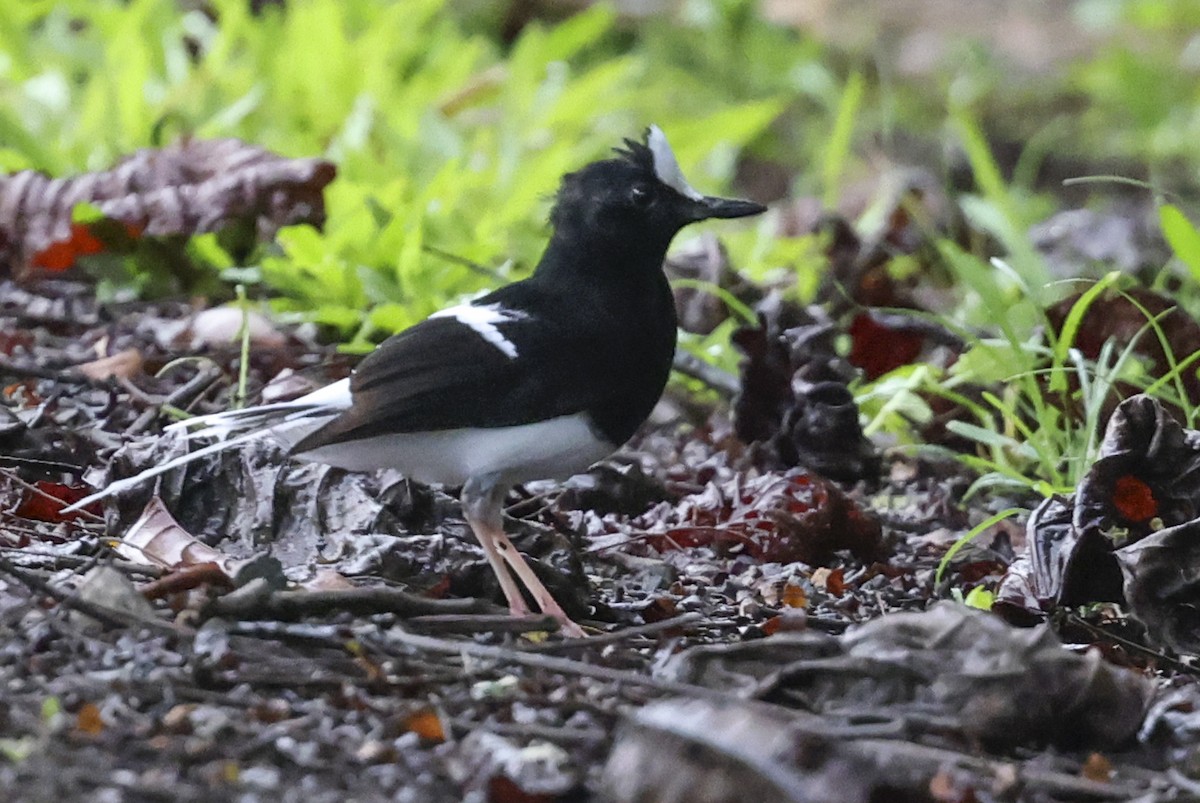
[4,145,1200,802]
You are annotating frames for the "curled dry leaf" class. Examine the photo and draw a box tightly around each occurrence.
[996,395,1200,648]
[117,497,231,569]
[0,138,335,280]
[115,496,284,593]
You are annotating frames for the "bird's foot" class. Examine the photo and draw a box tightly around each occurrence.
[490,530,587,637]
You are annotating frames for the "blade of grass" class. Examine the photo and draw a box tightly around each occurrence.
[821,71,864,209]
[935,508,1023,586]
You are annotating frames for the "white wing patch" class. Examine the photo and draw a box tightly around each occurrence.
[647,125,703,201]
[431,303,527,359]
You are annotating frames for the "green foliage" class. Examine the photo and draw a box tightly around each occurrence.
[1070,0,1200,164]
[854,118,1190,498]
[0,0,787,342]
[1160,203,1200,284]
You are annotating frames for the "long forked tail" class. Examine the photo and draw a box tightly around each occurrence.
[62,378,351,512]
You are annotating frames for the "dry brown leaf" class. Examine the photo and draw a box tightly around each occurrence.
[1,138,335,280]
[300,568,358,592]
[76,348,144,381]
[780,583,808,608]
[75,702,104,736]
[184,306,287,350]
[117,497,240,579]
[404,708,446,743]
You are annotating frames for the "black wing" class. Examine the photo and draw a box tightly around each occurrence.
[291,304,594,452]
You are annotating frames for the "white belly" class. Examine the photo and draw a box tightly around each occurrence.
[293,412,615,486]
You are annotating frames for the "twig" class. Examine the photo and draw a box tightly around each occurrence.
[125,363,225,437]
[447,717,608,745]
[370,627,753,703]
[853,738,1147,800]
[0,357,88,383]
[525,611,703,653]
[140,562,233,599]
[0,555,181,634]
[0,547,164,578]
[224,621,349,645]
[671,350,739,396]
[204,585,500,620]
[1065,613,1200,678]
[404,613,561,634]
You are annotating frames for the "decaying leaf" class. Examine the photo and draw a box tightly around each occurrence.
[1115,520,1200,654]
[604,698,877,803]
[996,395,1200,651]
[11,478,98,524]
[76,348,144,382]
[663,602,1152,750]
[74,702,105,737]
[116,496,283,592]
[74,565,158,625]
[1,138,335,280]
[636,468,886,564]
[403,708,447,743]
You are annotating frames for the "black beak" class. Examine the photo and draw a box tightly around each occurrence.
[687,195,767,222]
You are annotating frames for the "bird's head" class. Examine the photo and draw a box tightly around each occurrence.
[549,126,765,251]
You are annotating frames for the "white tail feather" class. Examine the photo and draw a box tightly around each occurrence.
[61,428,269,512]
[63,378,352,512]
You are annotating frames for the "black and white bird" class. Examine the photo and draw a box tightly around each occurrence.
[66,126,766,636]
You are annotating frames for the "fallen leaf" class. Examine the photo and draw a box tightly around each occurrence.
[74,702,104,736]
[404,708,446,743]
[641,470,886,564]
[846,310,925,380]
[76,348,144,381]
[2,138,335,280]
[184,306,287,350]
[14,481,98,524]
[780,583,808,608]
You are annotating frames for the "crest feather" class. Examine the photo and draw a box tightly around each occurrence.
[633,125,703,200]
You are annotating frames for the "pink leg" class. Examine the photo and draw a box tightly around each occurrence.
[490,527,586,638]
[461,475,587,637]
[464,512,532,618]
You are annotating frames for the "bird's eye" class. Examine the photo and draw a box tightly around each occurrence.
[629,184,652,206]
